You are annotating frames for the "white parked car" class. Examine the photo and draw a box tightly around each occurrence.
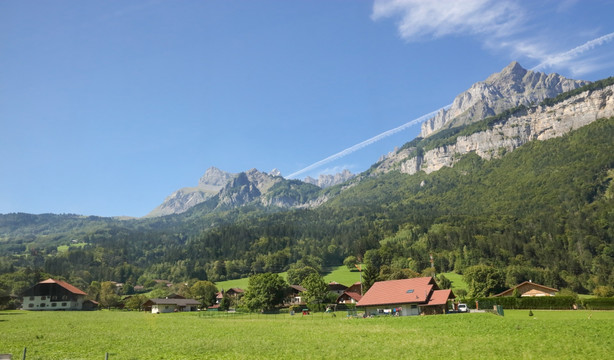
[458,303,469,313]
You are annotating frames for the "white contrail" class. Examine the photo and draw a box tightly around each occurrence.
[287,104,452,179]
[531,32,614,71]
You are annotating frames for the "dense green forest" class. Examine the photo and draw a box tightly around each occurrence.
[1,96,613,300]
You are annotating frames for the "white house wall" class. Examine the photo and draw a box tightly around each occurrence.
[22,295,84,311]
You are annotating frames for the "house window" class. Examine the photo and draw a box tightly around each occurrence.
[40,303,46,307]
[29,296,34,300]
[28,303,34,308]
[41,296,46,300]
[52,303,57,307]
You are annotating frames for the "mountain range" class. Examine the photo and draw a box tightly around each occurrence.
[1,62,613,296]
[144,62,596,218]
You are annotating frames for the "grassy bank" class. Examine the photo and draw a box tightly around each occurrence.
[2,310,613,359]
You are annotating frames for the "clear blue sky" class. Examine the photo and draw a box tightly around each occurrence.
[1,1,613,217]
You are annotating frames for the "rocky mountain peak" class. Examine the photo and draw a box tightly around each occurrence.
[198,167,235,187]
[420,62,590,137]
[303,169,355,188]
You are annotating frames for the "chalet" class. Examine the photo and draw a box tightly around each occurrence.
[356,277,455,316]
[287,285,307,305]
[215,288,244,304]
[327,282,348,296]
[336,291,362,305]
[143,298,200,313]
[21,278,89,311]
[346,282,362,295]
[494,281,558,297]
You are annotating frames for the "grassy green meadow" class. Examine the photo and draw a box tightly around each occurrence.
[2,310,613,359]
[215,265,362,290]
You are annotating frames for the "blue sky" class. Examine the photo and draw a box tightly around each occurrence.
[1,0,613,217]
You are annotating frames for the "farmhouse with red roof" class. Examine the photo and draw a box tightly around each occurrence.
[356,277,454,316]
[21,278,90,311]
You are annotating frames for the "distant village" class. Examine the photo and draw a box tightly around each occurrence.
[19,276,559,316]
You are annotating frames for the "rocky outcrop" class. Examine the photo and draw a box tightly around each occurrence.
[217,169,283,208]
[303,169,355,188]
[379,84,614,175]
[420,62,590,138]
[145,167,236,217]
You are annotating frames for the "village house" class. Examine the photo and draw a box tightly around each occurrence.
[346,281,362,295]
[336,291,362,305]
[21,278,92,311]
[215,287,244,304]
[286,285,307,305]
[493,280,559,297]
[143,298,200,313]
[356,277,454,316]
[327,282,348,296]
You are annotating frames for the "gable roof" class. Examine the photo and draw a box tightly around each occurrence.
[336,291,363,303]
[40,278,87,296]
[421,289,455,307]
[357,277,437,307]
[328,282,348,291]
[494,281,559,297]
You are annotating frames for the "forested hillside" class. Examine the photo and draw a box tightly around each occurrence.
[2,113,612,298]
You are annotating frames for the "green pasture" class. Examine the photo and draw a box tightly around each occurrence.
[215,265,361,290]
[1,310,613,359]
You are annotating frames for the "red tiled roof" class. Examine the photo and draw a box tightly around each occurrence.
[420,289,454,307]
[356,277,436,307]
[40,278,87,296]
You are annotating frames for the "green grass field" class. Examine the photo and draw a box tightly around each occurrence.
[2,309,613,359]
[215,265,361,290]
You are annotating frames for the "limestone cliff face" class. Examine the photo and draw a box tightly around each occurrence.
[420,62,590,138]
[379,84,614,176]
[303,169,355,188]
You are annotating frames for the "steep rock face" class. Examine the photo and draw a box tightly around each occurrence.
[380,84,614,175]
[217,169,283,208]
[420,62,590,137]
[145,167,236,217]
[303,169,355,188]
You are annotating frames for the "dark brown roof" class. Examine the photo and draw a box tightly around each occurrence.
[328,282,348,291]
[40,278,87,296]
[357,277,437,307]
[289,285,306,292]
[336,291,362,303]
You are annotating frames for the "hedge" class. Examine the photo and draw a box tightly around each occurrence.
[581,297,614,310]
[465,296,576,310]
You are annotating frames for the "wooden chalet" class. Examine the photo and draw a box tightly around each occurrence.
[327,282,348,296]
[21,278,89,311]
[356,277,455,316]
[336,291,362,305]
[494,281,558,297]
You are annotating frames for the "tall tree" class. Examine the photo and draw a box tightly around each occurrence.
[243,273,287,312]
[191,280,218,308]
[301,273,329,306]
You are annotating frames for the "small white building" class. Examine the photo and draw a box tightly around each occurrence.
[144,298,200,313]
